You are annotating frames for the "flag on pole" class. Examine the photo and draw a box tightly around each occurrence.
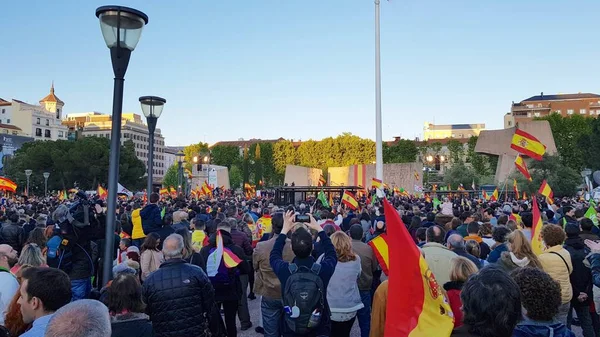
[490,188,499,202]
[482,190,489,200]
[97,185,108,200]
[372,178,383,189]
[368,234,389,276]
[341,190,359,210]
[514,155,533,181]
[317,190,329,208]
[522,191,528,200]
[328,192,333,208]
[160,207,166,219]
[382,198,454,336]
[531,197,544,255]
[511,129,546,161]
[432,197,441,210]
[513,179,520,200]
[585,200,598,227]
[471,180,476,191]
[538,180,554,204]
[159,188,169,195]
[206,230,242,277]
[318,174,326,187]
[414,171,420,181]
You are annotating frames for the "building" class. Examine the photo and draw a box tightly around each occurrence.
[63,112,167,181]
[505,92,600,128]
[0,84,69,141]
[164,146,183,170]
[423,122,485,140]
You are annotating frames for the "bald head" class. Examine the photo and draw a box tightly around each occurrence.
[45,299,110,337]
[162,234,184,260]
[0,244,17,269]
[447,234,465,250]
[425,225,445,244]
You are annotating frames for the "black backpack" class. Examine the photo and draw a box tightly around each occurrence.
[282,263,325,334]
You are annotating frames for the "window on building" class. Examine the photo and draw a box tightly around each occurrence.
[36,118,40,125]
[580,109,587,115]
[6,119,10,124]
[537,103,542,107]
[1,109,5,114]
[555,110,561,114]
[58,131,64,137]
[527,112,532,117]
[11,131,17,135]
[44,129,50,138]
[567,109,574,115]
[534,112,540,117]
[35,128,42,136]
[507,121,512,126]
[451,134,455,138]
[45,119,49,126]
[3,130,7,134]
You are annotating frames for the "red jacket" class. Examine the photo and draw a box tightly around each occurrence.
[444,281,464,328]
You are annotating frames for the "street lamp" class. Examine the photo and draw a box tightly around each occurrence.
[140,96,166,198]
[96,5,148,286]
[43,172,50,197]
[426,155,434,163]
[176,151,184,194]
[24,170,32,196]
[203,152,211,186]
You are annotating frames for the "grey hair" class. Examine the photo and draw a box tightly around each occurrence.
[162,234,184,259]
[45,299,111,337]
[447,234,465,249]
[18,244,45,267]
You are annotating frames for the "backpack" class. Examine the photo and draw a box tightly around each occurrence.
[282,263,325,334]
[46,233,73,273]
[207,248,240,292]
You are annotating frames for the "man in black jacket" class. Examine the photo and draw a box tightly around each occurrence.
[143,233,216,337]
[0,213,24,253]
[140,193,162,235]
[200,220,249,337]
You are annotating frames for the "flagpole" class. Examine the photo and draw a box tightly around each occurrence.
[374,0,383,196]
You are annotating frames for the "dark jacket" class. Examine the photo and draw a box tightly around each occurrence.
[0,222,24,253]
[140,204,163,235]
[110,312,153,337]
[67,213,106,280]
[270,231,338,337]
[513,320,575,337]
[588,253,600,288]
[487,243,508,263]
[451,325,482,337]
[154,226,174,251]
[142,259,215,337]
[453,248,482,269]
[199,230,250,301]
[456,224,468,237]
[580,231,600,242]
[230,228,253,259]
[564,235,592,307]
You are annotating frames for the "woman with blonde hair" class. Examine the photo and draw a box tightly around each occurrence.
[443,256,478,328]
[317,231,363,337]
[497,230,543,272]
[10,243,46,274]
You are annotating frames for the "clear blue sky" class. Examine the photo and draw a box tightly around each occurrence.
[1,1,599,146]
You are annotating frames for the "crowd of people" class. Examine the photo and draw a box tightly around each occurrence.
[1,189,600,337]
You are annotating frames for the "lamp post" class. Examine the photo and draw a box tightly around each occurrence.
[96,5,148,286]
[374,0,383,194]
[140,96,166,198]
[43,172,50,197]
[187,178,192,196]
[204,153,211,186]
[24,170,32,196]
[176,151,184,194]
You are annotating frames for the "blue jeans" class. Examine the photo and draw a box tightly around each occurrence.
[261,296,283,337]
[71,277,92,301]
[357,290,372,337]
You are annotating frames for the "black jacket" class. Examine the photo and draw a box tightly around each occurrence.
[142,259,215,337]
[453,248,482,269]
[564,235,592,307]
[140,204,162,235]
[200,230,250,301]
[111,313,153,337]
[0,222,23,252]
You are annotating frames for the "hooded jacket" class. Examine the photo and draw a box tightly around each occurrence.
[110,312,153,337]
[497,251,532,272]
[564,235,592,307]
[513,319,575,337]
[140,204,162,235]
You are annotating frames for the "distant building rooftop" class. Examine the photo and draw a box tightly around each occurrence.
[210,137,285,148]
[521,92,600,102]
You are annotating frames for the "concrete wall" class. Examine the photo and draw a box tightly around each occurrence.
[284,165,323,186]
[328,163,423,194]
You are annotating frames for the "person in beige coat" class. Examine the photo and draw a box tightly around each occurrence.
[539,224,573,325]
[421,225,458,286]
[140,232,164,281]
[253,213,294,337]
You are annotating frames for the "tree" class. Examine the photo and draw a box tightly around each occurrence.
[162,164,187,191]
[383,139,419,163]
[251,143,263,187]
[183,142,209,171]
[537,114,592,171]
[430,142,443,155]
[508,154,580,197]
[443,162,479,188]
[242,145,250,185]
[466,136,491,175]
[446,139,464,163]
[210,145,240,169]
[273,140,296,174]
[229,164,243,189]
[581,117,600,171]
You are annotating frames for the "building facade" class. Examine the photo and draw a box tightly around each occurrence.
[63,112,167,181]
[505,92,600,128]
[423,122,485,140]
[0,85,69,141]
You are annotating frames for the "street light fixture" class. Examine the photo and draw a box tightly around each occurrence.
[426,155,434,163]
[96,5,148,286]
[24,170,32,196]
[176,150,184,194]
[43,172,50,197]
[139,96,166,198]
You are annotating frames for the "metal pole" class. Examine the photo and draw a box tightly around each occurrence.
[103,76,125,286]
[44,178,48,197]
[374,0,383,187]
[26,177,30,196]
[178,161,182,194]
[147,117,157,198]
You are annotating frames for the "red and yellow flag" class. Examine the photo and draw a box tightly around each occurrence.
[159,187,169,195]
[368,234,389,276]
[318,174,326,187]
[0,177,17,193]
[513,179,520,200]
[531,197,544,255]
[514,155,533,181]
[490,188,499,202]
[522,191,528,200]
[372,178,383,189]
[383,198,454,337]
[97,185,107,200]
[538,180,554,204]
[482,190,489,200]
[511,129,546,161]
[341,190,359,210]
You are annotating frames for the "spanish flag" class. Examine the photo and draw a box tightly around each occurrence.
[490,188,499,202]
[97,185,107,200]
[372,178,383,189]
[341,190,359,210]
[159,188,169,195]
[202,181,212,196]
[318,175,326,187]
[482,189,489,200]
[511,129,546,161]
[513,179,520,200]
[382,198,454,336]
[514,155,533,181]
[0,177,17,193]
[522,191,528,200]
[531,197,544,255]
[206,230,242,277]
[368,234,389,276]
[538,180,554,204]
